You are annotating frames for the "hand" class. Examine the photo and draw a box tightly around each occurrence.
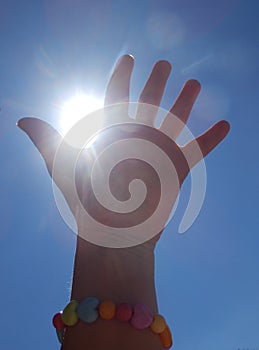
[18,55,230,248]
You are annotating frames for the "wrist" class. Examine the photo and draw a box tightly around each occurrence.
[71,235,158,312]
[58,235,171,349]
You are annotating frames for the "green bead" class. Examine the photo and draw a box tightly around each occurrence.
[61,300,79,326]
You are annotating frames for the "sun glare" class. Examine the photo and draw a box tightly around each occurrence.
[60,94,103,134]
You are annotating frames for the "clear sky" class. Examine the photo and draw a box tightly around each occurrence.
[0,0,258,349]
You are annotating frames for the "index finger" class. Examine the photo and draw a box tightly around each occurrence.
[104,55,134,106]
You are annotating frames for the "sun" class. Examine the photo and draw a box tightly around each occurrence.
[60,94,103,134]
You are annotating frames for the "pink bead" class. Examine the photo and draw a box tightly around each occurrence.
[116,303,132,322]
[131,303,153,330]
[52,312,66,330]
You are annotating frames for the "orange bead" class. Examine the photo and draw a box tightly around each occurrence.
[150,314,166,334]
[159,325,173,348]
[99,301,116,320]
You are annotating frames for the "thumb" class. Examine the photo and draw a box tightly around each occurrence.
[17,117,63,175]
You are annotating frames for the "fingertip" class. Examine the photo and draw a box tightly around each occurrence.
[222,119,230,130]
[17,116,40,130]
[16,117,31,130]
[121,53,134,60]
[115,54,134,70]
[185,79,201,92]
[212,120,231,144]
[126,53,134,61]
[155,60,172,75]
[216,119,230,131]
[120,54,134,63]
[220,119,231,135]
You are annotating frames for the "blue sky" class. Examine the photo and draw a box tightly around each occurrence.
[0,0,258,349]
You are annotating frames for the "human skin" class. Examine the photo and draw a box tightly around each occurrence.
[18,55,230,349]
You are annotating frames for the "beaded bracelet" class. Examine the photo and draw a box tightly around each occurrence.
[52,297,173,349]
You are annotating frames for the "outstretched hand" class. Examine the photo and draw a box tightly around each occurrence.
[18,55,230,248]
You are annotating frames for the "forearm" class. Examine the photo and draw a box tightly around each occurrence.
[71,236,158,309]
[61,236,164,350]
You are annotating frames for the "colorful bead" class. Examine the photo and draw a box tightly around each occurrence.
[61,300,79,326]
[52,312,66,330]
[77,297,100,323]
[150,314,166,334]
[116,303,132,322]
[131,303,153,330]
[159,325,173,348]
[56,329,65,344]
[99,301,116,320]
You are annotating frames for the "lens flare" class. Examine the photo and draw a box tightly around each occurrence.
[60,94,103,134]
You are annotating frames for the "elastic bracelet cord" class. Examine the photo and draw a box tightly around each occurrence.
[52,297,173,349]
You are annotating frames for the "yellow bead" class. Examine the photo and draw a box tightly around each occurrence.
[159,325,173,348]
[150,314,166,334]
[61,300,79,326]
[99,301,116,320]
